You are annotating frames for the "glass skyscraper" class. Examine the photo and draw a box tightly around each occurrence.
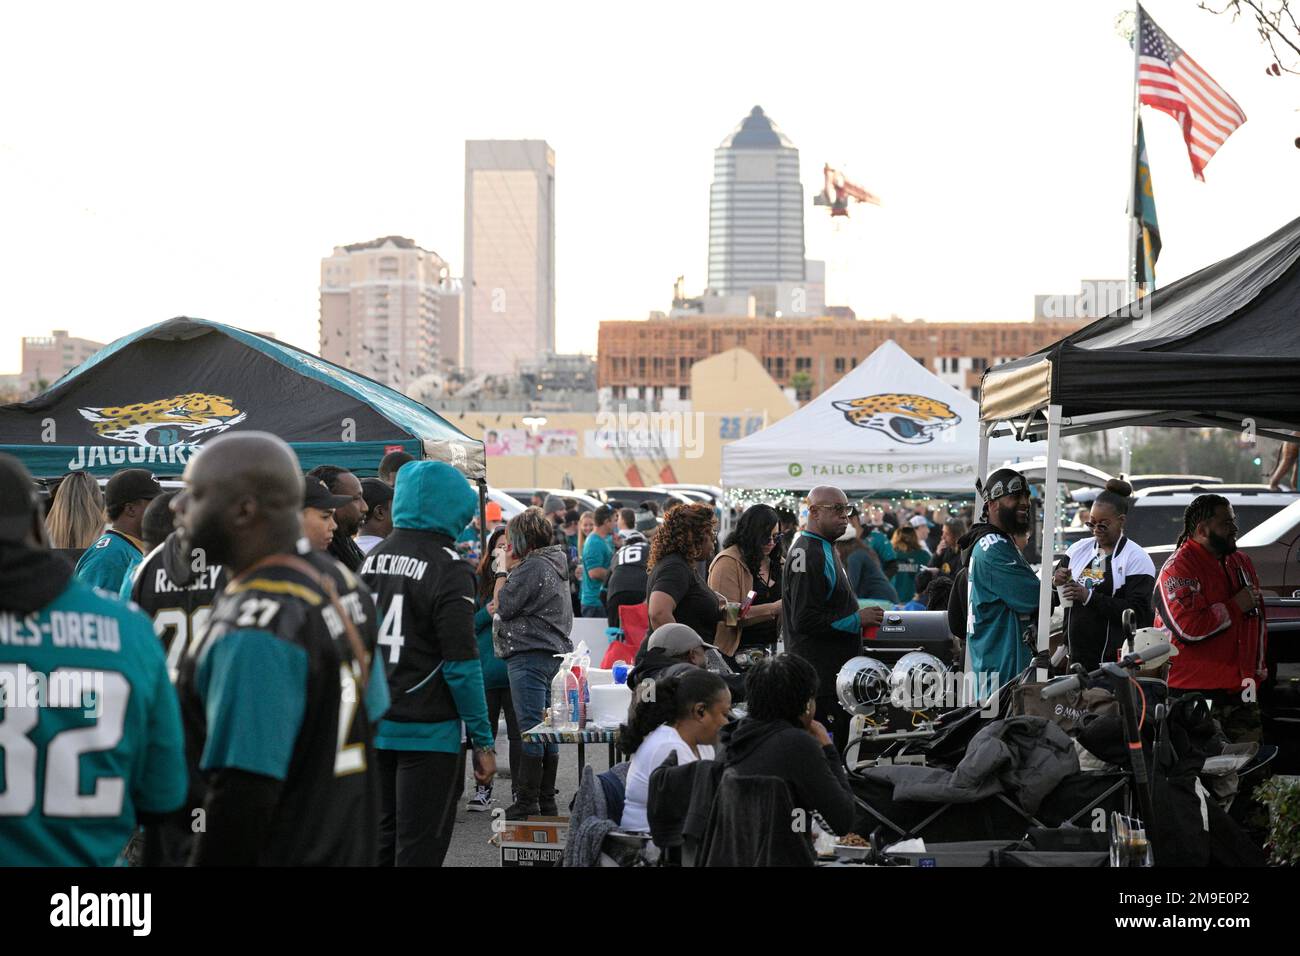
[707,106,805,298]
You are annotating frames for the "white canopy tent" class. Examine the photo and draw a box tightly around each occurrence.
[722,340,1039,495]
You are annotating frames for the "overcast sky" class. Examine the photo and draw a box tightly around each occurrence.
[2,0,1297,374]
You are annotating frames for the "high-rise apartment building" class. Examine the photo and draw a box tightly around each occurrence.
[20,330,104,389]
[707,107,806,299]
[319,236,447,389]
[463,140,555,377]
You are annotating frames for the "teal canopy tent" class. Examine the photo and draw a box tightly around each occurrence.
[0,317,484,480]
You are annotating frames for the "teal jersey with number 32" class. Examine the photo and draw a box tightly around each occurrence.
[0,578,188,866]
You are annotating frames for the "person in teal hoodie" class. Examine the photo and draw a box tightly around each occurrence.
[359,459,496,867]
[960,468,1049,702]
[464,526,522,812]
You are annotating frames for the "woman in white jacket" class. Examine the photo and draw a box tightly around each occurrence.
[1053,479,1156,670]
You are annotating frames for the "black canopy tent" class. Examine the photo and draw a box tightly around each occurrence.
[978,213,1300,651]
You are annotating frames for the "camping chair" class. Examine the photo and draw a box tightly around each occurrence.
[562,762,654,867]
[647,752,723,867]
[601,602,649,669]
[698,771,816,867]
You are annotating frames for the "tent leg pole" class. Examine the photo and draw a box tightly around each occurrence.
[977,424,991,494]
[478,480,488,557]
[1036,405,1062,680]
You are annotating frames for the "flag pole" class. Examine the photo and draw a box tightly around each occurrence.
[1128,3,1142,304]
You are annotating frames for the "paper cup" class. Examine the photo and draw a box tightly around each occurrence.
[1057,584,1074,608]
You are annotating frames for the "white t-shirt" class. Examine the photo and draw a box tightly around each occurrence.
[620,724,715,832]
[355,534,385,555]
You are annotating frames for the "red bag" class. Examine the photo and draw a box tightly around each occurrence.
[602,603,650,668]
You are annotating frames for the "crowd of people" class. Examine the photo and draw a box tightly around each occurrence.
[0,437,1270,867]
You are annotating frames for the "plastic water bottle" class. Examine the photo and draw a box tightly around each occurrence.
[550,654,573,729]
[612,661,629,685]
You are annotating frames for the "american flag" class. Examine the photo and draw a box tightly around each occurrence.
[1137,4,1245,181]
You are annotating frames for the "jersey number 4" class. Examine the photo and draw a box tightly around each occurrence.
[0,666,130,818]
[377,594,405,664]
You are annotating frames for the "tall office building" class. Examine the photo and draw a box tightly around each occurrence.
[463,140,555,377]
[707,106,806,299]
[319,236,448,389]
[435,277,464,370]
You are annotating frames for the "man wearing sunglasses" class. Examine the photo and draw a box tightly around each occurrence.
[784,486,886,755]
[959,467,1047,701]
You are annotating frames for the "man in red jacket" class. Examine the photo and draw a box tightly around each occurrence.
[1153,495,1267,743]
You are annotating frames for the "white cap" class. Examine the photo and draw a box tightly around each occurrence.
[909,514,930,529]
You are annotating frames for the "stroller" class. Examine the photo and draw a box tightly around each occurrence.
[846,617,1272,865]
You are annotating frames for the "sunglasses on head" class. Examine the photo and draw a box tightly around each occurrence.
[986,477,1027,500]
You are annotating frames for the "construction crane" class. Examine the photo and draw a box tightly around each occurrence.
[813,164,881,217]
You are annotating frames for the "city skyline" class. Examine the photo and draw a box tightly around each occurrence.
[2,0,1298,376]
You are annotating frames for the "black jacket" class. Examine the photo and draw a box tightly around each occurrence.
[328,529,366,573]
[782,531,862,690]
[720,717,855,836]
[360,528,477,725]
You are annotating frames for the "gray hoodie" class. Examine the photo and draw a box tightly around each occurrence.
[494,544,574,658]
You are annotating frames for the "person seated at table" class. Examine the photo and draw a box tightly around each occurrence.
[718,654,855,838]
[618,668,730,833]
[627,623,745,703]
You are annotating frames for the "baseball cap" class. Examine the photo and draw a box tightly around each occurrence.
[485,502,503,523]
[303,476,352,510]
[105,468,163,510]
[0,453,40,543]
[909,514,931,530]
[360,477,393,512]
[646,622,714,656]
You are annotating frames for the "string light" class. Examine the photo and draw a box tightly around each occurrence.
[724,488,974,516]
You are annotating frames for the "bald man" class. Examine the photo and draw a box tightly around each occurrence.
[783,486,885,755]
[172,431,390,865]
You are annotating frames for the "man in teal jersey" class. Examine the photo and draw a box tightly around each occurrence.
[0,453,187,866]
[579,505,615,617]
[959,468,1050,702]
[75,468,163,594]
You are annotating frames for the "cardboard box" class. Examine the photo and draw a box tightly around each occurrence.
[500,843,565,867]
[496,817,568,845]
[497,816,567,867]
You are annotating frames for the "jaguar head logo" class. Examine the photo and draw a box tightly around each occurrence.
[831,393,961,445]
[78,393,246,447]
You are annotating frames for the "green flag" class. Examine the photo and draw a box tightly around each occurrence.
[1134,118,1161,290]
